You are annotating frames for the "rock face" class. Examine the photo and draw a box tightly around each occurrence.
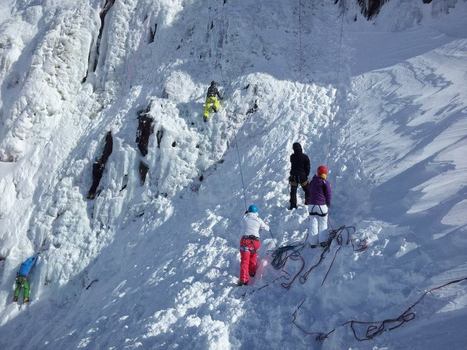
[88,131,113,200]
[357,0,390,19]
[356,0,459,20]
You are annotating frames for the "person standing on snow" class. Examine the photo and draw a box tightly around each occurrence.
[203,81,222,122]
[13,254,39,303]
[238,205,270,286]
[289,142,311,210]
[305,165,332,247]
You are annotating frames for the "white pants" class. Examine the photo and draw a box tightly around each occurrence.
[308,205,328,244]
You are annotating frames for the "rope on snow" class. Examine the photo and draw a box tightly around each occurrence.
[270,225,367,290]
[292,276,467,342]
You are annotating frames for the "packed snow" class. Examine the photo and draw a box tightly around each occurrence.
[0,0,466,349]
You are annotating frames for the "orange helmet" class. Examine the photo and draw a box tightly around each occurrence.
[317,165,328,179]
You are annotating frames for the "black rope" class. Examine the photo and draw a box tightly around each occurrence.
[300,225,367,286]
[320,226,367,286]
[292,276,467,342]
[292,298,336,342]
[299,245,330,284]
[270,233,310,289]
[282,254,307,290]
[345,276,467,341]
[270,233,308,270]
[321,245,341,286]
[273,225,367,289]
[240,275,288,299]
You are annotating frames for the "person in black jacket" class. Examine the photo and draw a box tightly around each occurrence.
[203,81,222,122]
[289,142,310,209]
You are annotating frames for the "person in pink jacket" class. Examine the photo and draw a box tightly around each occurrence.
[238,205,270,286]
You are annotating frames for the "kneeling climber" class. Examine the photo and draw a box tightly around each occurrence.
[238,205,270,286]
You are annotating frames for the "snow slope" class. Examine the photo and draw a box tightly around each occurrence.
[0,0,467,349]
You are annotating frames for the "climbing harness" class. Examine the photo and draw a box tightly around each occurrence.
[289,175,308,188]
[308,205,328,217]
[240,235,259,253]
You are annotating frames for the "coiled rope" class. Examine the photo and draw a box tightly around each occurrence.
[270,225,367,289]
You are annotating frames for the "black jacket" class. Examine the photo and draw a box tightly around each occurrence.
[290,143,310,178]
[206,84,221,99]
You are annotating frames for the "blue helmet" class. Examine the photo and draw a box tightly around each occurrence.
[248,204,258,213]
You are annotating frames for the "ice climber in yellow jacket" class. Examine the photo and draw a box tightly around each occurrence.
[203,81,222,122]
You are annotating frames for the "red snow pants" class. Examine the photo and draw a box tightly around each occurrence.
[239,235,261,284]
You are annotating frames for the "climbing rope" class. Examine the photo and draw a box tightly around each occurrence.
[322,225,367,285]
[206,0,248,210]
[233,133,248,211]
[240,275,288,299]
[270,225,367,290]
[292,298,336,341]
[267,228,276,242]
[326,4,346,172]
[270,232,309,289]
[271,232,308,270]
[335,4,345,87]
[297,0,303,76]
[219,0,227,84]
[292,276,467,342]
[301,225,366,286]
[298,243,330,285]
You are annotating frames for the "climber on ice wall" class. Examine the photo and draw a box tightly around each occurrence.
[13,254,39,304]
[203,81,222,122]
